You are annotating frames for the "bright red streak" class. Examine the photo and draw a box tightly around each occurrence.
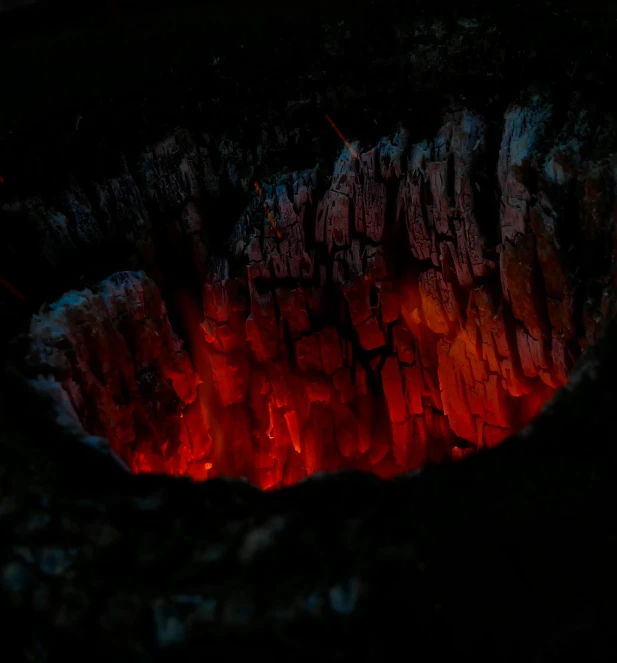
[325,114,360,160]
[0,276,25,301]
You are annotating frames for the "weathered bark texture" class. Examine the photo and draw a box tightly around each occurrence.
[3,3,617,660]
[25,100,617,488]
[25,271,207,475]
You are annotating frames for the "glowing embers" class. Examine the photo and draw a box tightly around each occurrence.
[24,269,556,489]
[121,277,558,491]
[125,348,554,491]
[129,406,213,481]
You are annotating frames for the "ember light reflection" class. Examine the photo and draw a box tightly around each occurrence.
[254,181,285,239]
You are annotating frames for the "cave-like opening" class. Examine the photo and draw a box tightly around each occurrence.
[21,111,575,490]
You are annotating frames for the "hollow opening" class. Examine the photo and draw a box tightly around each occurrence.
[2,0,614,494]
[20,133,572,491]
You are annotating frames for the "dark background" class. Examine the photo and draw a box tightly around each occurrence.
[1,0,616,184]
[2,0,616,368]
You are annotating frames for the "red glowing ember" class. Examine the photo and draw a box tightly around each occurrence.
[28,265,558,492]
[122,273,556,491]
[28,111,572,491]
[325,114,360,160]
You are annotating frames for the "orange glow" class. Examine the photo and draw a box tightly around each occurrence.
[254,181,285,239]
[122,287,224,482]
[117,271,557,490]
[325,114,360,160]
